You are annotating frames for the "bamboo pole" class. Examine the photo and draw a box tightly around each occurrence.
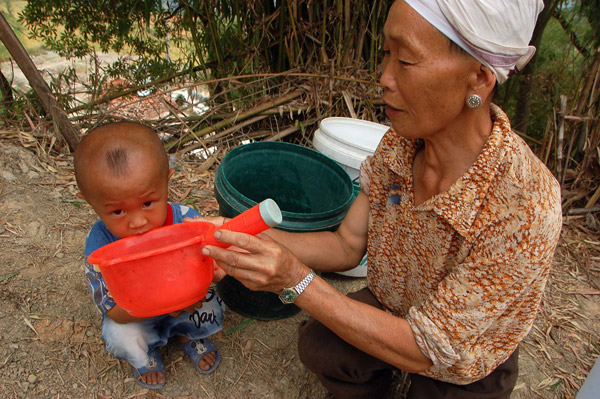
[265,118,317,141]
[0,11,80,151]
[568,206,600,216]
[557,94,567,186]
[585,186,600,209]
[203,114,270,145]
[575,46,600,115]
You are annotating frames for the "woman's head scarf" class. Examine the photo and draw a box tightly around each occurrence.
[404,0,544,84]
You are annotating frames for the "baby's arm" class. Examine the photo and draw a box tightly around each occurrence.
[105,303,149,323]
[165,299,206,318]
[106,301,207,323]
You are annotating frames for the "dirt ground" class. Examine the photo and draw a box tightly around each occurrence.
[0,135,599,399]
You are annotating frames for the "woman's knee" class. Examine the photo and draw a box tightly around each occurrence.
[298,317,341,373]
[298,288,385,374]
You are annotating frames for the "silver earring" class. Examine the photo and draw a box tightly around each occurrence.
[466,94,482,109]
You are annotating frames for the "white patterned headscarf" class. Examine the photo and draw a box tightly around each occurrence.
[404,0,544,84]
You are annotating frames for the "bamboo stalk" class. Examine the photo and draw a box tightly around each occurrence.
[542,119,554,166]
[203,114,269,146]
[369,1,381,72]
[265,118,317,142]
[336,0,343,66]
[568,206,600,216]
[277,0,287,71]
[320,1,329,64]
[182,2,210,77]
[575,46,600,115]
[557,94,567,186]
[265,125,300,142]
[355,11,367,64]
[286,0,300,67]
[585,185,600,209]
[344,0,350,35]
[342,91,357,118]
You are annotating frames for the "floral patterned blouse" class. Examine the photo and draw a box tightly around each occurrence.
[361,104,562,384]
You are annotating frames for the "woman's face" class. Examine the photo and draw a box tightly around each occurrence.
[381,1,475,141]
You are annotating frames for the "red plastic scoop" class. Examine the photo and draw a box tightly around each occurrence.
[88,199,282,317]
[204,197,282,248]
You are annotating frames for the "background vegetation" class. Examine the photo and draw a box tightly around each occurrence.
[1,3,599,397]
[0,0,43,60]
[1,0,599,216]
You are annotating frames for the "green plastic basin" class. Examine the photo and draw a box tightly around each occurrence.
[214,141,354,320]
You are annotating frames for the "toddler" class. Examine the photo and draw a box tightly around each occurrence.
[74,121,224,389]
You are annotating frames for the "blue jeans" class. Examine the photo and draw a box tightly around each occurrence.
[101,288,225,369]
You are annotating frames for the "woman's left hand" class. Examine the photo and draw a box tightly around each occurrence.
[201,229,308,294]
[184,216,232,282]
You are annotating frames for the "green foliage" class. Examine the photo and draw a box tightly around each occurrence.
[17,0,390,117]
[578,0,600,46]
[21,0,167,62]
[497,0,595,139]
[19,0,389,83]
[11,0,598,163]
[0,0,46,61]
[529,16,588,133]
[0,87,44,128]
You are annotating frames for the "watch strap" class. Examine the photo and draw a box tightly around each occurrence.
[279,269,315,304]
[294,269,315,296]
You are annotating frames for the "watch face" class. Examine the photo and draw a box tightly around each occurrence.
[281,289,297,304]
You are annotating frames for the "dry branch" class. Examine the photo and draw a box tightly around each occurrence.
[568,206,600,216]
[164,89,303,152]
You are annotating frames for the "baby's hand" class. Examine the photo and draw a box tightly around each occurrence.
[183,215,229,228]
[213,263,227,282]
[167,299,206,318]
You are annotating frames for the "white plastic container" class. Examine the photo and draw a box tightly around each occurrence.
[312,117,389,277]
[313,117,389,181]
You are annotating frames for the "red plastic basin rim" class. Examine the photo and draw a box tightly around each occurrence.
[88,224,214,267]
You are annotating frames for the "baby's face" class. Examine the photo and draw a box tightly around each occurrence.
[85,161,171,238]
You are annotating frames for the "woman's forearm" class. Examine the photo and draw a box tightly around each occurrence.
[263,192,370,272]
[295,275,433,372]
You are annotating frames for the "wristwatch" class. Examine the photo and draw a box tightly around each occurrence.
[279,270,316,304]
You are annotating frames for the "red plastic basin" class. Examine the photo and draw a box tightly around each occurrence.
[88,222,216,317]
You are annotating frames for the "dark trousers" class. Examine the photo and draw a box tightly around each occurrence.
[297,287,519,399]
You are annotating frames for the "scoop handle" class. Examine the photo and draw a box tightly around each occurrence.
[203,198,282,248]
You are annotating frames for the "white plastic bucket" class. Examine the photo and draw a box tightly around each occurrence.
[313,117,389,181]
[312,117,389,277]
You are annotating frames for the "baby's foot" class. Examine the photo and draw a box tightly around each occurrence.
[138,369,165,386]
[197,350,217,371]
[178,337,221,374]
[132,348,166,390]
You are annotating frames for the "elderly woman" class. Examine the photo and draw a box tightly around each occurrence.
[201,0,562,397]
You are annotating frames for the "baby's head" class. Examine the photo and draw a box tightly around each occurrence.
[74,121,174,238]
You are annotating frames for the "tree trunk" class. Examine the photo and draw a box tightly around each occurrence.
[0,69,13,105]
[0,11,80,151]
[512,0,560,134]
